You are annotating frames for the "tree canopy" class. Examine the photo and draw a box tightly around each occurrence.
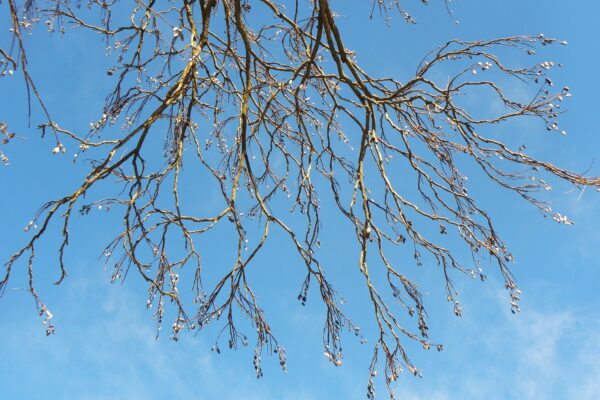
[1,1,598,398]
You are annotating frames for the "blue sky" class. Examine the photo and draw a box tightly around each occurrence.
[1,1,600,399]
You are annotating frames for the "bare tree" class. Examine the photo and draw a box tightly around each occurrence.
[1,1,598,398]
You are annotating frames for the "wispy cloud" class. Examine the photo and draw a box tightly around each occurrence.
[390,287,600,400]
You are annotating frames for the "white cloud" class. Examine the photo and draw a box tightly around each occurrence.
[388,286,600,400]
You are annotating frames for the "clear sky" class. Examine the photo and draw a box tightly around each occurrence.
[1,1,599,399]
